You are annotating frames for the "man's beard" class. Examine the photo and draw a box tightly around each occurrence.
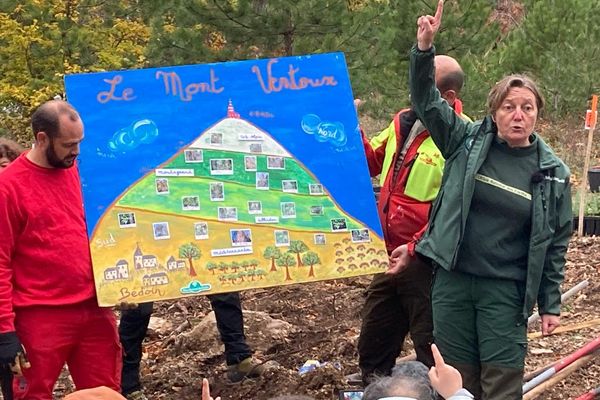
[46,140,76,169]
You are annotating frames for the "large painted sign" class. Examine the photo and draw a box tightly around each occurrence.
[64,53,388,306]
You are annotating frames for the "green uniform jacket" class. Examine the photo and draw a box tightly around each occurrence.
[410,46,572,320]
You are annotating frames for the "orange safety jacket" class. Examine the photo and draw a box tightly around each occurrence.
[362,100,469,253]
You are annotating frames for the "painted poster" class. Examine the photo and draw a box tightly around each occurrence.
[64,53,388,306]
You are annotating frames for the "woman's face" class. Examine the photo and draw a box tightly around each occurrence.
[494,87,538,147]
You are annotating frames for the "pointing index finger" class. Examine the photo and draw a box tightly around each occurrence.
[434,0,444,23]
[431,343,446,367]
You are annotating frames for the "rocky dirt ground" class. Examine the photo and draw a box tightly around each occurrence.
[83,235,598,400]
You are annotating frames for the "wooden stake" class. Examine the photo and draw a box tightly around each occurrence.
[578,95,598,237]
[523,352,597,400]
[528,318,600,339]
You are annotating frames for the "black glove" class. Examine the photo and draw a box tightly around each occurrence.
[0,331,24,365]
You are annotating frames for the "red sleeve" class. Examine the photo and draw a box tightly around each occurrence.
[361,128,387,177]
[0,184,17,332]
[407,223,429,257]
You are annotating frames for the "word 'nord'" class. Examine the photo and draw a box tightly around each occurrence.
[156,69,224,101]
[252,59,338,94]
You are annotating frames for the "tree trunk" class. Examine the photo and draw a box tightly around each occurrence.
[188,258,197,276]
[284,265,292,281]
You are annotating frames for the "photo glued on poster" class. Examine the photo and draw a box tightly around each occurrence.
[230,228,252,247]
[194,222,209,239]
[248,201,262,214]
[256,172,269,190]
[210,159,233,175]
[118,212,136,228]
[282,180,298,193]
[274,230,290,246]
[184,149,203,163]
[280,202,296,219]
[181,195,200,211]
[309,183,324,195]
[314,233,326,245]
[310,205,324,216]
[244,156,257,171]
[217,207,238,221]
[351,229,371,243]
[267,156,285,170]
[155,178,169,195]
[152,222,170,240]
[209,182,225,201]
[211,247,253,257]
[330,218,347,232]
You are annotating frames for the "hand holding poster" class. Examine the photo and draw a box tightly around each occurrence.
[65,53,388,306]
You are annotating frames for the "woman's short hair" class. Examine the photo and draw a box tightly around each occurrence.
[487,74,545,115]
[0,138,25,161]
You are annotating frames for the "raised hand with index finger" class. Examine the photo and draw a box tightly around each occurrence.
[417,0,444,51]
[427,343,463,399]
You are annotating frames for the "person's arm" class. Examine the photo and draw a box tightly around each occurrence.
[409,1,471,157]
[538,178,572,334]
[361,124,391,178]
[0,188,17,333]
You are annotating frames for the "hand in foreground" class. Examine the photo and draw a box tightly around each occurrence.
[202,378,221,400]
[428,344,463,399]
[0,332,31,376]
[541,314,560,336]
[417,0,444,51]
[387,244,410,275]
[64,386,126,400]
[11,352,31,376]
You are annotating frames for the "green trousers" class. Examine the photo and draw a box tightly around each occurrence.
[432,268,527,399]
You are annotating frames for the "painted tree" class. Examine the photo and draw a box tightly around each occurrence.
[302,251,321,278]
[206,261,218,275]
[276,252,296,281]
[288,240,308,266]
[178,242,201,276]
[255,269,266,280]
[218,262,228,273]
[230,261,240,273]
[263,246,281,272]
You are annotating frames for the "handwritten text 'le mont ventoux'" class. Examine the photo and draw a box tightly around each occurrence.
[96,60,338,104]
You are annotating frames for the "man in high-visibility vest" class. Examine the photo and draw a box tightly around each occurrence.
[357,55,470,384]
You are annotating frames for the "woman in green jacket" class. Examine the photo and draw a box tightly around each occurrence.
[389,1,572,398]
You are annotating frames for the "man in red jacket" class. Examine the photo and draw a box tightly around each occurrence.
[357,55,468,384]
[0,100,121,399]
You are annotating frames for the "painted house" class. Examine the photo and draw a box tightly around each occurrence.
[116,259,129,279]
[142,272,169,286]
[134,245,143,269]
[142,254,158,268]
[104,267,118,280]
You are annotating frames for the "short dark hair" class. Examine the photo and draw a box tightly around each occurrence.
[487,74,544,115]
[438,70,465,94]
[0,138,25,161]
[31,100,80,140]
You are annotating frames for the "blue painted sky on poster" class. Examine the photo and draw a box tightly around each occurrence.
[64,52,381,237]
